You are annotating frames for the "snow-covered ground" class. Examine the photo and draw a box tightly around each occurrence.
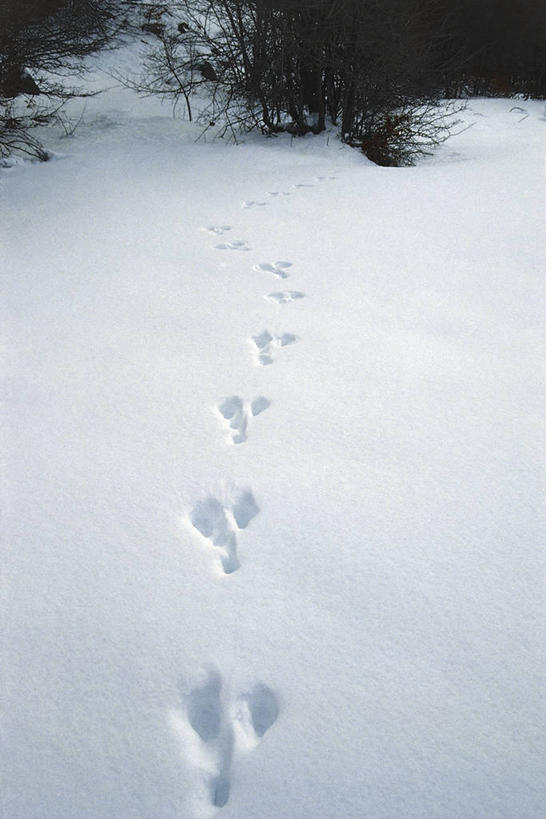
[2,51,545,818]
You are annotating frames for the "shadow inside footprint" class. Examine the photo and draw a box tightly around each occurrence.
[218,396,247,444]
[254,261,292,279]
[251,330,297,366]
[187,668,223,742]
[250,396,270,416]
[253,330,273,350]
[247,684,279,737]
[211,775,230,808]
[266,291,305,304]
[231,490,259,530]
[191,497,239,573]
[220,550,239,574]
[215,240,250,251]
[191,498,228,545]
[203,225,231,235]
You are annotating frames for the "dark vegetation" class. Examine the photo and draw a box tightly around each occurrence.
[1,0,545,165]
[445,0,546,100]
[0,0,126,160]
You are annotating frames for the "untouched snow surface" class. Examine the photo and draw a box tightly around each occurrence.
[2,60,545,818]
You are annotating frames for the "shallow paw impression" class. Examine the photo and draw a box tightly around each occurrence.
[251,330,297,366]
[190,488,259,574]
[217,395,270,444]
[253,261,292,279]
[175,666,279,811]
[266,290,305,304]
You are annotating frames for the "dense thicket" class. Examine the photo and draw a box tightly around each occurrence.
[0,1,125,94]
[0,1,126,160]
[126,0,461,164]
[125,0,544,164]
[2,0,544,164]
[442,0,546,99]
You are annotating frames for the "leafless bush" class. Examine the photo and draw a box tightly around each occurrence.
[127,0,462,163]
[0,1,128,161]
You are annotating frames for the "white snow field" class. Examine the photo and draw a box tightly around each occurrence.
[2,53,545,819]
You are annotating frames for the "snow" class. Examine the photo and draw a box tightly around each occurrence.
[2,50,545,818]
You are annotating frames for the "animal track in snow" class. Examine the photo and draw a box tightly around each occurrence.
[251,330,297,366]
[180,667,233,809]
[242,200,267,209]
[217,395,270,444]
[253,261,292,279]
[267,191,291,197]
[190,488,259,573]
[232,683,280,749]
[231,489,260,530]
[215,239,251,251]
[246,684,279,737]
[266,291,305,304]
[173,667,279,812]
[291,182,314,189]
[191,498,238,574]
[250,396,270,415]
[202,225,232,235]
[187,666,223,743]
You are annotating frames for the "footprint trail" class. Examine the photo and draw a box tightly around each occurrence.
[233,683,280,750]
